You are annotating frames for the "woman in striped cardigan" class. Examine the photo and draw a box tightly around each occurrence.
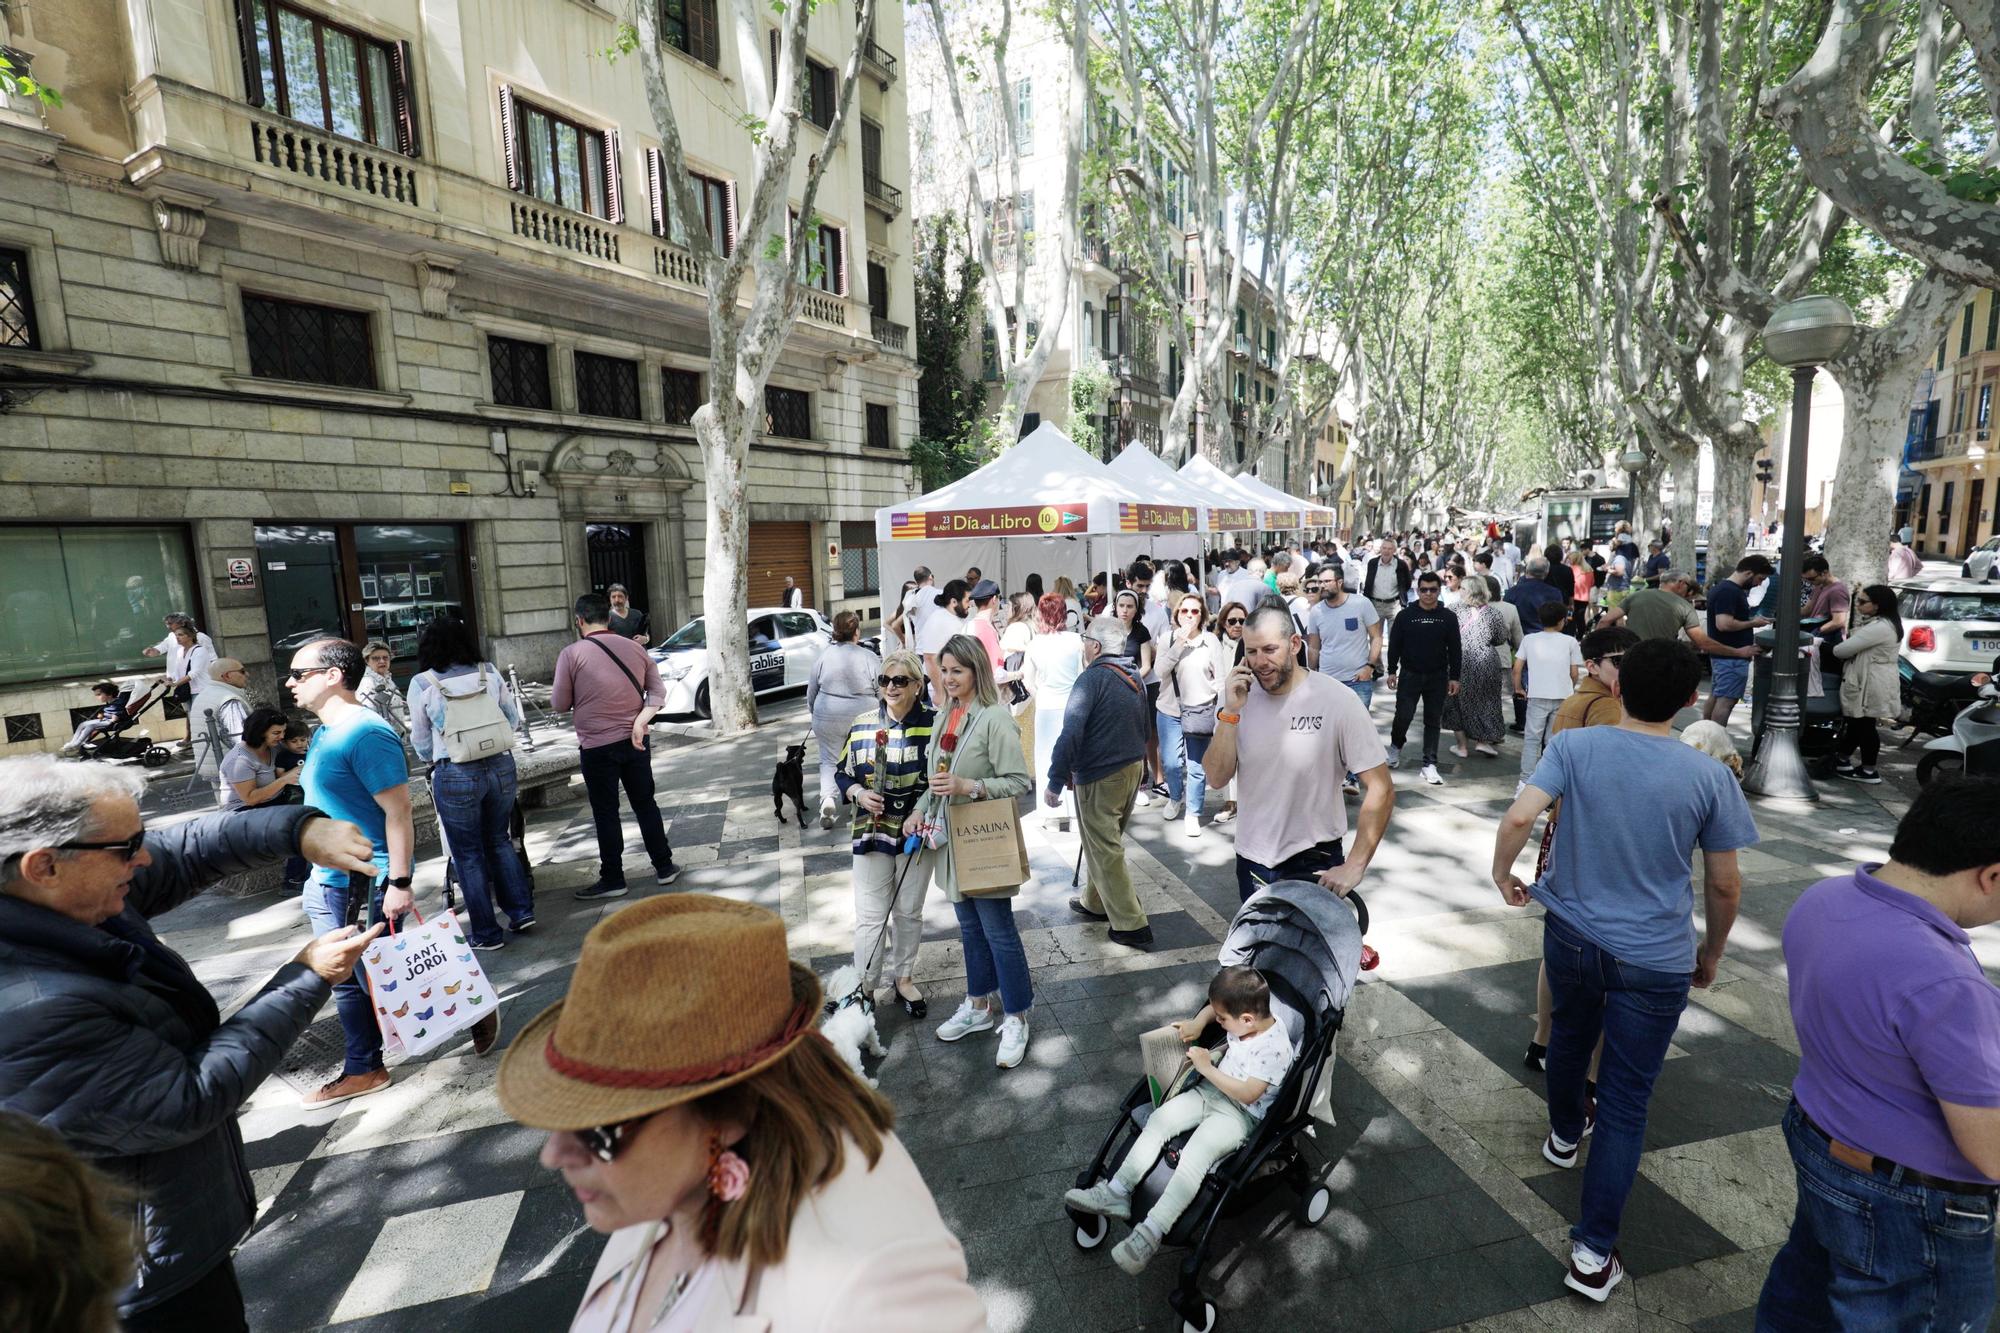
[833,649,937,1018]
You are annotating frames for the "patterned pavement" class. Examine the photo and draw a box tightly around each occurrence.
[144,690,1969,1332]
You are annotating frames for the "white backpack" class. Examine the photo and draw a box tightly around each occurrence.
[427,664,515,763]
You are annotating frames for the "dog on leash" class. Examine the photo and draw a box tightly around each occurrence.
[772,741,809,826]
[819,964,887,1086]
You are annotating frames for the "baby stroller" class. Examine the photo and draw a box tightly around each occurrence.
[434,784,536,912]
[1065,881,1370,1333]
[73,678,175,769]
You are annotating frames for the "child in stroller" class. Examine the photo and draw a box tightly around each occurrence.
[61,677,175,767]
[1061,880,1369,1332]
[1065,964,1295,1275]
[59,682,129,755]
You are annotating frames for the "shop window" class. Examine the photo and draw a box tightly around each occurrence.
[243,293,375,388]
[765,385,812,438]
[256,522,469,673]
[839,521,879,596]
[0,525,199,686]
[575,351,642,419]
[488,336,551,409]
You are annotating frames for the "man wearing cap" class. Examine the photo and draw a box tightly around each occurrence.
[1757,779,2000,1329]
[606,583,651,645]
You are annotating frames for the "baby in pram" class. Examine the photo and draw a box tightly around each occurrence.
[1064,965,1295,1275]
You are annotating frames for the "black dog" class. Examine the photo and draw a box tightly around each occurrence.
[772,741,809,827]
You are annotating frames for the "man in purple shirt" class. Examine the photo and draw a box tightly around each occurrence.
[552,592,678,901]
[1758,778,2000,1331]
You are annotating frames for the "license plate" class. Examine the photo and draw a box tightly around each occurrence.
[1972,639,1999,652]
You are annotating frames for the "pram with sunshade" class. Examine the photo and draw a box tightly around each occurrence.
[1064,881,1370,1333]
[70,678,175,768]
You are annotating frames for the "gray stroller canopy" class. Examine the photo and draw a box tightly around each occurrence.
[1218,880,1364,1048]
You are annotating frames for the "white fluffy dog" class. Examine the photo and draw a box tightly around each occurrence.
[819,964,888,1086]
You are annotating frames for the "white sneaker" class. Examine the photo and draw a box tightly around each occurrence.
[935,998,996,1043]
[1386,743,1403,769]
[1164,798,1184,820]
[1184,811,1202,838]
[818,797,836,830]
[1134,788,1154,808]
[1421,764,1445,786]
[995,1014,1029,1068]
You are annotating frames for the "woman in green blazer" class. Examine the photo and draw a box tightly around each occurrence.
[921,634,1036,1068]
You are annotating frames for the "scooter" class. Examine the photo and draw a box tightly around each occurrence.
[1917,678,2000,785]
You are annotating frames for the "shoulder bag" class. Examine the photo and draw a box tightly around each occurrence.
[582,633,648,703]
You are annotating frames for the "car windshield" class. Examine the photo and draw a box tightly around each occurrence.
[660,618,706,648]
[1907,592,2000,623]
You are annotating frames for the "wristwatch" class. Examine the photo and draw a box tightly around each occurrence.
[1217,711,1242,725]
[387,874,414,889]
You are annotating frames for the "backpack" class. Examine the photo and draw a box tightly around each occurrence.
[427,664,515,764]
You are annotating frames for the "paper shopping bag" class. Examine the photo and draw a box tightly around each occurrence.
[357,908,499,1057]
[947,796,1029,895]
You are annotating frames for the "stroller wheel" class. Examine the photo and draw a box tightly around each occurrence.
[1071,1212,1108,1250]
[1299,1184,1332,1227]
[141,747,171,769]
[1179,1298,1217,1333]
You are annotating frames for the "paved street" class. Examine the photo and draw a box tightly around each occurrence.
[148,689,1958,1332]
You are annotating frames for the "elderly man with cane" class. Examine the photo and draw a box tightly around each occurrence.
[1049,615,1155,949]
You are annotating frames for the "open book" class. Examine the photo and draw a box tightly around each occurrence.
[1139,1025,1195,1106]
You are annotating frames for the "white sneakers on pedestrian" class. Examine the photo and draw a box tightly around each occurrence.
[1164,798,1185,821]
[818,797,836,829]
[995,1014,1030,1068]
[1386,743,1403,769]
[935,998,996,1042]
[1421,764,1445,786]
[1184,811,1202,838]
[1134,787,1154,808]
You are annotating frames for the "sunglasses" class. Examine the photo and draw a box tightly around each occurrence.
[877,674,915,688]
[575,1111,656,1163]
[1224,617,1246,626]
[286,664,334,681]
[1593,653,1625,666]
[57,829,148,862]
[1178,607,1204,617]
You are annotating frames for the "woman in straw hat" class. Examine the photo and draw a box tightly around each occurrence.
[498,895,986,1332]
[920,635,1035,1069]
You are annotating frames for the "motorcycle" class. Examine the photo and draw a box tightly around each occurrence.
[1901,660,1976,744]
[1916,676,2000,785]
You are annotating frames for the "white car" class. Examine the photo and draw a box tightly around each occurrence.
[1962,535,1999,582]
[1893,578,2000,677]
[649,608,832,717]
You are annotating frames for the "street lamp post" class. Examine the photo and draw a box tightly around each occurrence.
[1743,295,1856,801]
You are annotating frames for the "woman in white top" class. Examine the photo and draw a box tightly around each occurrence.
[1052,576,1084,631]
[357,639,411,735]
[1155,592,1227,838]
[806,612,883,826]
[1021,593,1084,828]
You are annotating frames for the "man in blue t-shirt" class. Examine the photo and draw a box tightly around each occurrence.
[289,637,420,1108]
[1491,638,1759,1303]
[1701,554,1772,725]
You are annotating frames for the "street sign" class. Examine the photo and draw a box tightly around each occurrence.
[227,557,255,589]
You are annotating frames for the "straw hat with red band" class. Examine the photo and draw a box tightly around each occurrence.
[498,894,823,1131]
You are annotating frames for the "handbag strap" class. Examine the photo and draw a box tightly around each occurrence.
[582,633,647,702]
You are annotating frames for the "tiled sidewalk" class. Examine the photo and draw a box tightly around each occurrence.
[147,692,1956,1331]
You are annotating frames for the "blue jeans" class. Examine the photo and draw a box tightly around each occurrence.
[301,872,387,1076]
[1339,676,1375,712]
[1235,839,1344,903]
[953,896,1033,1016]
[1542,910,1691,1258]
[1756,1103,1997,1331]
[432,752,534,946]
[1156,711,1210,812]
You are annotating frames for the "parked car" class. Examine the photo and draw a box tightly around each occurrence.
[1893,578,2000,678]
[1962,535,1999,582]
[649,607,833,717]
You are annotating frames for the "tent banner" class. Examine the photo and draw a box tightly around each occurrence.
[1305,508,1337,526]
[1117,502,1199,534]
[889,503,1090,539]
[1209,507,1257,530]
[1261,510,1302,529]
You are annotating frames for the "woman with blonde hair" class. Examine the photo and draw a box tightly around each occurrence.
[1001,591,1039,769]
[1155,592,1226,837]
[833,648,935,1016]
[922,635,1036,1067]
[499,896,986,1332]
[1052,576,1083,630]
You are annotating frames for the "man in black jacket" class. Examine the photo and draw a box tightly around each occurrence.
[1387,571,1463,785]
[0,758,381,1331]
[1363,538,1413,622]
[1048,616,1154,948]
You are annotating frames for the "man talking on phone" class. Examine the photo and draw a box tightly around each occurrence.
[1202,605,1396,902]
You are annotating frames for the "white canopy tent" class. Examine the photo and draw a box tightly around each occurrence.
[871,423,1205,623]
[1232,468,1338,531]
[1179,455,1288,531]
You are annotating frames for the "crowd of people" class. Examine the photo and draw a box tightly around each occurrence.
[8,519,1998,1332]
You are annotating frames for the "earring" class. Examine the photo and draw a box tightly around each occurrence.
[706,1131,749,1203]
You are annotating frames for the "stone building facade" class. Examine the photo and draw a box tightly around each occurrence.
[0,0,918,752]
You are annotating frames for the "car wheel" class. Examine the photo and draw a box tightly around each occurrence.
[695,682,711,719]
[1917,751,1962,786]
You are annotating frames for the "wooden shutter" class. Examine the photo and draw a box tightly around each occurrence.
[723,180,738,255]
[391,39,421,158]
[691,0,720,67]
[835,227,848,296]
[646,147,666,237]
[498,85,521,191]
[602,128,625,223]
[234,0,265,106]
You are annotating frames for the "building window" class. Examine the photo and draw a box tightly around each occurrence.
[0,247,37,349]
[1918,482,1931,533]
[809,224,845,293]
[663,367,702,424]
[4,712,43,743]
[648,155,733,254]
[1980,384,1993,437]
[575,351,641,419]
[501,90,620,221]
[1988,293,1999,352]
[1941,481,1955,536]
[1963,302,1978,358]
[488,336,551,409]
[0,525,199,686]
[839,521,879,596]
[256,522,471,669]
[1015,79,1033,154]
[865,402,892,450]
[806,59,837,129]
[239,1,417,154]
[764,385,812,438]
[243,293,375,388]
[866,260,889,319]
[662,0,720,67]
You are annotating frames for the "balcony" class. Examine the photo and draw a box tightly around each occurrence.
[862,39,899,86]
[1116,353,1159,395]
[245,112,426,208]
[863,174,903,218]
[1228,402,1249,430]
[800,288,856,332]
[1232,334,1252,360]
[872,315,909,355]
[654,242,703,293]
[1082,235,1115,269]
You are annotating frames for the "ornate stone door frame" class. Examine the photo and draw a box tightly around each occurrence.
[547,437,694,633]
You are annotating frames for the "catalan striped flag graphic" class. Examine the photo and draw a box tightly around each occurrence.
[1118,503,1141,533]
[890,511,925,540]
